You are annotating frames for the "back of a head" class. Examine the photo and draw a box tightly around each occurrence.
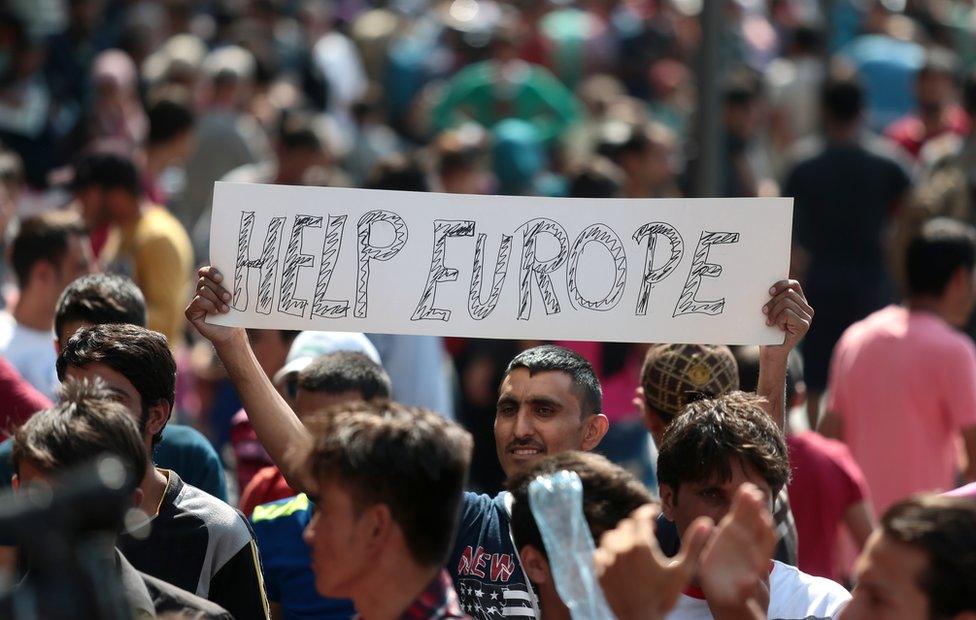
[657,392,789,497]
[72,153,141,197]
[55,273,147,342]
[298,351,392,400]
[367,154,430,192]
[881,495,976,617]
[641,344,739,422]
[10,210,87,288]
[303,401,473,567]
[507,451,653,557]
[56,324,176,444]
[567,157,624,198]
[507,345,602,416]
[279,114,324,154]
[906,218,976,298]
[12,378,147,491]
[821,74,864,126]
[147,91,196,146]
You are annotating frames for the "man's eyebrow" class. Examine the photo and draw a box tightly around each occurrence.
[524,396,564,409]
[496,395,518,408]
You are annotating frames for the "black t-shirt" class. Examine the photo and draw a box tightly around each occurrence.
[117,470,270,620]
[784,138,911,291]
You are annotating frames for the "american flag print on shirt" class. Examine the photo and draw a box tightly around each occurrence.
[455,579,535,619]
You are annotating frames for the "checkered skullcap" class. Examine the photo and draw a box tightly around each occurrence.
[641,344,740,419]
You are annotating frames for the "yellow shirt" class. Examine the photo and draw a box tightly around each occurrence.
[102,205,194,345]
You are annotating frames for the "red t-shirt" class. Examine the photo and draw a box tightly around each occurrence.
[787,432,870,581]
[0,355,52,439]
[240,465,297,517]
[884,105,970,158]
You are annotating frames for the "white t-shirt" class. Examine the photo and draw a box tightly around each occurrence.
[0,313,59,400]
[666,560,850,620]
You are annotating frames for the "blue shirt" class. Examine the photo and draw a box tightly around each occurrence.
[0,423,228,502]
[448,492,537,619]
[250,494,355,620]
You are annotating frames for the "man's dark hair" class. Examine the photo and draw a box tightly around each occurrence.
[12,378,147,492]
[657,392,790,499]
[303,401,473,566]
[906,218,976,298]
[298,351,392,400]
[279,114,323,153]
[506,345,602,416]
[508,451,652,558]
[723,70,760,108]
[963,69,976,117]
[367,154,430,192]
[881,494,976,619]
[56,324,175,447]
[147,94,196,146]
[822,75,864,125]
[568,157,623,198]
[71,153,141,197]
[54,273,147,343]
[10,210,87,287]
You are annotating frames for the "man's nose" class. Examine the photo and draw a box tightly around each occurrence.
[513,409,535,438]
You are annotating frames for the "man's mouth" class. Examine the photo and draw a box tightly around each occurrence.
[508,446,546,457]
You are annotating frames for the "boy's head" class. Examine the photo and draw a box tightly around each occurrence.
[507,451,653,617]
[295,351,391,418]
[54,273,146,347]
[657,392,789,541]
[57,324,175,449]
[301,401,472,598]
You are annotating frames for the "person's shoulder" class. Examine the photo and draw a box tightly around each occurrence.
[136,206,192,244]
[141,570,234,620]
[172,475,254,543]
[162,424,218,452]
[769,560,851,614]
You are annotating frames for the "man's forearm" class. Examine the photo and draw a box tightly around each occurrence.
[214,331,313,491]
[757,348,788,432]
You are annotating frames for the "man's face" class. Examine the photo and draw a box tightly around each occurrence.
[661,459,773,540]
[302,478,373,598]
[843,531,930,620]
[56,235,95,292]
[494,368,596,478]
[64,363,148,441]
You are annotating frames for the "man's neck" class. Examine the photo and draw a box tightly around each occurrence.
[139,465,169,517]
[13,289,54,332]
[906,297,953,324]
[353,561,441,620]
[115,200,146,227]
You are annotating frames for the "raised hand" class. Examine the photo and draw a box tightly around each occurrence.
[185,266,245,348]
[594,504,713,620]
[761,279,813,354]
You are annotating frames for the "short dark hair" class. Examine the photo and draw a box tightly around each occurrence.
[12,378,147,493]
[506,345,602,416]
[10,210,87,287]
[279,114,323,153]
[303,401,472,566]
[906,218,976,298]
[56,324,175,447]
[657,392,790,499]
[568,157,623,198]
[822,75,864,125]
[147,93,195,146]
[55,273,147,343]
[71,153,141,197]
[881,494,976,618]
[298,351,391,400]
[508,451,652,559]
[367,154,430,192]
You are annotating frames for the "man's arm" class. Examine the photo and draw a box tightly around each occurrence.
[758,280,813,431]
[186,267,314,492]
[842,500,875,550]
[817,410,844,440]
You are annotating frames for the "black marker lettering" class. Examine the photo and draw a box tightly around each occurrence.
[468,233,513,320]
[412,220,475,321]
[517,218,569,320]
[279,215,322,317]
[311,215,350,318]
[673,231,740,316]
[233,211,286,315]
[356,210,408,318]
[633,222,683,316]
[566,223,627,311]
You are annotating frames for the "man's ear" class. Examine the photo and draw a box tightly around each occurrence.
[518,545,551,585]
[581,414,610,451]
[361,502,393,555]
[144,401,172,442]
[660,484,677,522]
[132,487,145,507]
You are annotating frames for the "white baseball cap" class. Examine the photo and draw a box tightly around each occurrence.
[272,331,381,386]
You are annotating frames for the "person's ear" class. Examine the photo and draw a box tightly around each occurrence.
[660,484,677,522]
[361,503,393,555]
[144,401,171,442]
[518,545,551,585]
[581,414,609,451]
[30,260,55,288]
[132,487,145,507]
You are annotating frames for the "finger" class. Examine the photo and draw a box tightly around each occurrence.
[763,287,813,317]
[197,276,233,303]
[196,286,229,312]
[189,295,221,316]
[767,279,804,297]
[767,299,812,327]
[672,516,712,576]
[198,266,224,284]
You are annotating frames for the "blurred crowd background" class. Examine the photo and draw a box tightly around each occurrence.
[1,0,975,562]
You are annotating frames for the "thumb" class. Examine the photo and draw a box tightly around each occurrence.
[673,516,713,577]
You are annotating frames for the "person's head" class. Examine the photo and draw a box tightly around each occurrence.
[723,72,761,139]
[844,495,976,620]
[12,377,147,502]
[147,90,196,162]
[731,345,806,411]
[56,324,175,451]
[71,153,142,228]
[366,153,430,192]
[507,451,653,616]
[434,127,489,195]
[822,73,864,130]
[9,210,93,307]
[906,218,976,326]
[495,345,608,478]
[271,331,380,405]
[201,45,255,107]
[657,392,789,541]
[599,122,676,196]
[638,344,740,446]
[295,351,392,418]
[916,48,958,119]
[276,114,327,185]
[54,273,146,348]
[246,328,299,380]
[567,156,624,198]
[301,401,472,598]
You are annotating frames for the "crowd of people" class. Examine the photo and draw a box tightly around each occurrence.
[2,0,976,618]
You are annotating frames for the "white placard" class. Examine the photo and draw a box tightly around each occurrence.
[207,183,792,345]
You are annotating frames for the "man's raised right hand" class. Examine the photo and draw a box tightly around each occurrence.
[185,266,246,348]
